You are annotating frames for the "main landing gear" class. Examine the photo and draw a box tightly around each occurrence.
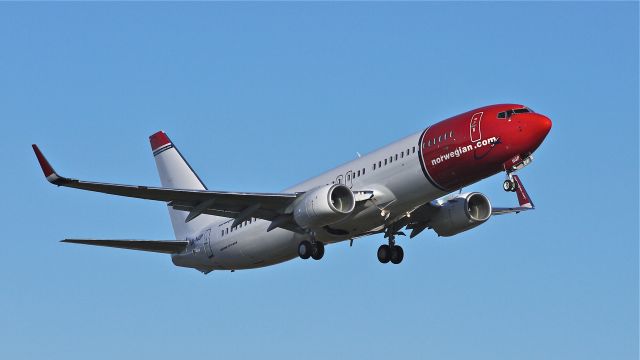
[377,230,404,264]
[298,240,325,261]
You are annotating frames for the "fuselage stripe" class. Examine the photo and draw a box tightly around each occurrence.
[153,144,174,156]
[417,126,447,191]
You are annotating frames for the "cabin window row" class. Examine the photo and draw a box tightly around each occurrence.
[424,131,455,148]
[331,167,367,185]
[372,146,416,170]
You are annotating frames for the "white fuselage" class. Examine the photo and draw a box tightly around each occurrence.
[172,131,447,272]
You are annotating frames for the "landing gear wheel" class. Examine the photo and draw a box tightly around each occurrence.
[503,179,517,192]
[390,245,404,264]
[377,244,391,263]
[311,242,325,260]
[298,241,312,259]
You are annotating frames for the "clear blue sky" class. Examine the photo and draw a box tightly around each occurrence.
[1,2,637,359]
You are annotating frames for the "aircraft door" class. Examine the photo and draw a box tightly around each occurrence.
[470,112,483,142]
[345,170,353,188]
[203,229,213,258]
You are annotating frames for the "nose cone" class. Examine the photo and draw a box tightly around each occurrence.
[528,113,552,151]
[538,114,552,134]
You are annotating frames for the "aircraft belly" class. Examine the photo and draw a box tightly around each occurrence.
[208,225,299,270]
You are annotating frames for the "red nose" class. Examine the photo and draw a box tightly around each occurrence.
[539,114,552,134]
[528,113,552,150]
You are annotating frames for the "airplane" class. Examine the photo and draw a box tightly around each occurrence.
[33,104,551,273]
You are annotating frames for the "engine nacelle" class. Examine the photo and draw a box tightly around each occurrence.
[430,192,492,237]
[293,184,355,229]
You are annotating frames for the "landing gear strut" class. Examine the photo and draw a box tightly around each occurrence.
[298,240,324,261]
[378,231,404,264]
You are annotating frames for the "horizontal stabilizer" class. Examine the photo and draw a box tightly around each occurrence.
[62,239,188,254]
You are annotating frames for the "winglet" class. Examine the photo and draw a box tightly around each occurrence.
[32,144,61,183]
[512,175,534,208]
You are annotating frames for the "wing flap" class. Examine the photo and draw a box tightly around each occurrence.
[62,239,188,254]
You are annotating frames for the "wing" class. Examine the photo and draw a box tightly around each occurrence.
[32,144,301,231]
[62,239,188,254]
[405,175,536,237]
[491,175,535,215]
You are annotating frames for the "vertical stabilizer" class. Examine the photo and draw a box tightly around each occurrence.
[149,131,212,240]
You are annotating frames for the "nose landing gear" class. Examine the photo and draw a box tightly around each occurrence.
[503,154,533,192]
[503,178,518,192]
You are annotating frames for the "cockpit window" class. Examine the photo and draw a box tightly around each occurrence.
[497,107,532,119]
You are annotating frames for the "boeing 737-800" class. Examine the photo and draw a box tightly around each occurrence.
[33,104,551,273]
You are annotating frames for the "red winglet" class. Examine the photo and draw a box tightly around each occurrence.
[149,131,172,152]
[32,144,57,179]
[512,175,534,208]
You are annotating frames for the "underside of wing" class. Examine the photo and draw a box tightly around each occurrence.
[62,239,188,254]
[491,206,533,215]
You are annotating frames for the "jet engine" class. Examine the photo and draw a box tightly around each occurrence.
[293,184,355,229]
[430,192,492,237]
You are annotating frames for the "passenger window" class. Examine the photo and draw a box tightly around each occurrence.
[450,131,453,138]
[443,133,447,140]
[401,152,404,158]
[378,161,382,168]
[384,159,387,165]
[438,135,442,142]
[395,154,398,160]
[362,168,365,175]
[406,149,410,155]
[373,163,376,170]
